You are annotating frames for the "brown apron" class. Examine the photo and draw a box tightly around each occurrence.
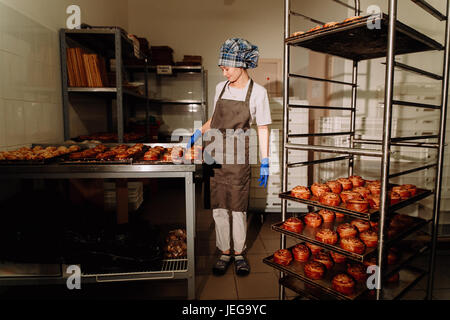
[209,80,253,212]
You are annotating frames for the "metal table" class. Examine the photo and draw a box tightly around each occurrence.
[0,162,199,299]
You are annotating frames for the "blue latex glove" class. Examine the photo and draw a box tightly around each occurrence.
[186,129,202,150]
[258,158,269,188]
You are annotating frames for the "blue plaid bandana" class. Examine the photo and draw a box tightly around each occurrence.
[218,38,259,69]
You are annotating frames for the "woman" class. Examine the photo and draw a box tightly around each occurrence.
[187,38,271,276]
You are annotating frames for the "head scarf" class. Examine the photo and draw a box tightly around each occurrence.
[218,38,259,69]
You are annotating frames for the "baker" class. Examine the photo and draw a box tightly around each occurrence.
[187,38,271,276]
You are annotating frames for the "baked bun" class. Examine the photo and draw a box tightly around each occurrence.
[367,182,381,196]
[306,242,323,255]
[304,212,323,228]
[402,184,417,197]
[291,186,311,200]
[332,273,355,295]
[347,262,368,282]
[273,249,293,266]
[292,243,310,262]
[387,250,398,265]
[323,21,339,28]
[326,180,342,194]
[389,191,401,205]
[335,211,346,219]
[330,251,347,264]
[340,237,366,254]
[392,186,411,200]
[304,261,327,280]
[349,175,365,188]
[343,16,362,23]
[308,25,322,33]
[318,209,336,223]
[351,219,371,233]
[313,250,335,270]
[319,192,341,207]
[337,178,353,191]
[369,221,379,232]
[311,183,331,198]
[346,199,370,213]
[367,195,380,210]
[352,187,371,199]
[337,223,358,239]
[283,217,304,233]
[315,228,339,245]
[340,191,363,204]
[359,230,379,248]
[387,272,400,283]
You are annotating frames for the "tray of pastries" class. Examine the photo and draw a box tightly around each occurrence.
[62,143,147,164]
[272,212,428,262]
[0,145,82,165]
[134,145,202,164]
[282,176,432,221]
[74,132,146,143]
[264,240,426,300]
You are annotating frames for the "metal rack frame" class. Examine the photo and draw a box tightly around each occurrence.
[276,0,450,300]
[0,161,199,300]
[59,28,150,143]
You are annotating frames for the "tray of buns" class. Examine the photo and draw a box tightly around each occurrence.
[73,132,147,143]
[264,240,427,300]
[286,14,443,61]
[281,176,432,221]
[0,145,82,165]
[272,213,429,262]
[60,144,147,165]
[133,145,203,165]
[280,266,426,300]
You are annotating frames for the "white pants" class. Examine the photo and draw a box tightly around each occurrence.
[213,208,247,253]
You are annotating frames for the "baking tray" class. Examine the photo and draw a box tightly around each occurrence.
[264,241,427,300]
[60,145,148,165]
[272,214,430,262]
[280,266,426,300]
[279,187,433,221]
[286,14,443,61]
[0,148,82,165]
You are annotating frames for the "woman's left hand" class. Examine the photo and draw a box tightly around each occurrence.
[258,158,269,188]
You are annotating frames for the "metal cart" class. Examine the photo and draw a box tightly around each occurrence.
[0,148,199,300]
[265,0,450,300]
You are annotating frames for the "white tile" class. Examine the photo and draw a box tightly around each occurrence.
[0,5,21,55]
[0,99,6,147]
[4,99,25,146]
[24,102,41,143]
[2,52,24,100]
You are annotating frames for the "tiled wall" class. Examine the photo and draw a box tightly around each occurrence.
[0,2,63,151]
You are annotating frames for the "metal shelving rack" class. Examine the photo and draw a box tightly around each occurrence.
[269,0,450,300]
[0,158,199,299]
[59,28,150,143]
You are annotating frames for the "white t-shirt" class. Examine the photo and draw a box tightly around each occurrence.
[212,80,272,126]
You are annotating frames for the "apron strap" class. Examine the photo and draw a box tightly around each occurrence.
[218,81,229,100]
[218,79,254,102]
[244,80,254,105]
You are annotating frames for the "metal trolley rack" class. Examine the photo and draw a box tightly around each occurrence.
[0,154,199,300]
[265,0,450,300]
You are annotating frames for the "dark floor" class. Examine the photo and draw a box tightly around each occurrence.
[0,178,449,300]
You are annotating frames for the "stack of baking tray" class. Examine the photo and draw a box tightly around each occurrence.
[286,14,443,61]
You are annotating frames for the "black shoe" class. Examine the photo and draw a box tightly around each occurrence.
[234,255,250,276]
[212,254,233,276]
